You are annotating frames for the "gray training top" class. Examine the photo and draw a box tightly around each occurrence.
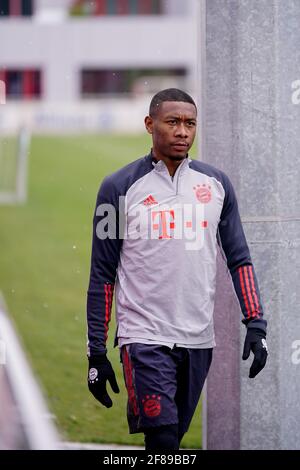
[87,152,267,356]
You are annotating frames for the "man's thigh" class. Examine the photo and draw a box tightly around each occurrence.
[121,343,178,434]
[175,348,213,436]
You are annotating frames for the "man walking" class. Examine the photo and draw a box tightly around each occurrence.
[86,88,268,450]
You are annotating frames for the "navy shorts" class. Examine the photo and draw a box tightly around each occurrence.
[120,343,213,435]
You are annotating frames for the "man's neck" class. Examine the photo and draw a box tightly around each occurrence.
[151,150,187,177]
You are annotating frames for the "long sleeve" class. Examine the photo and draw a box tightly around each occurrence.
[218,175,267,332]
[87,176,123,355]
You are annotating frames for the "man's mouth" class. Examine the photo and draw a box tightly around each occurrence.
[172,142,189,150]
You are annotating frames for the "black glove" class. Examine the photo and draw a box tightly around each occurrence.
[88,354,120,408]
[242,328,268,378]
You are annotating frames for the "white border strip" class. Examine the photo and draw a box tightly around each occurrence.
[0,300,60,449]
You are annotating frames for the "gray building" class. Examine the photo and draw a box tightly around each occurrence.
[0,0,198,132]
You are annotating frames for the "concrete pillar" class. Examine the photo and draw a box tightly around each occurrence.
[200,0,300,449]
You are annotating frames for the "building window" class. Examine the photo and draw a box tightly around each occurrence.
[70,0,162,16]
[0,0,34,17]
[0,69,42,99]
[81,68,187,97]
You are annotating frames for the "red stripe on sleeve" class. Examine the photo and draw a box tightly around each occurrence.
[243,266,256,317]
[104,284,109,342]
[238,266,251,319]
[247,265,260,317]
[104,283,114,343]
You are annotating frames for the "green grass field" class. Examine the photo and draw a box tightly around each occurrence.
[0,133,202,448]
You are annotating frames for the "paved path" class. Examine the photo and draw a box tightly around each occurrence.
[60,442,144,450]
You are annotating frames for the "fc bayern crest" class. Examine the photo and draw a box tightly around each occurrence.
[142,394,161,417]
[193,184,212,203]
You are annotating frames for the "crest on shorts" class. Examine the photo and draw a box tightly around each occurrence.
[142,394,161,417]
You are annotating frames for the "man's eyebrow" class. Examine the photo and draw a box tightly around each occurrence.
[164,115,197,120]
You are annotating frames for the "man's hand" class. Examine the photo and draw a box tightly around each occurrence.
[88,354,120,407]
[242,328,268,378]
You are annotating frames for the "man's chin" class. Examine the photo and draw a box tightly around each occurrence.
[167,153,187,161]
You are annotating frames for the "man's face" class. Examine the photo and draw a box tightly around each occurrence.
[145,101,197,161]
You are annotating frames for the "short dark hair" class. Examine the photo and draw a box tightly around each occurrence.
[149,88,197,117]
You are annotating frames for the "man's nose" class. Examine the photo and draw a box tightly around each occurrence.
[175,123,188,137]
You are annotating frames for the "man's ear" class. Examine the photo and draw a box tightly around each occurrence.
[144,115,153,134]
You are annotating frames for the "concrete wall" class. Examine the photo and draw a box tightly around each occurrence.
[202,0,300,450]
